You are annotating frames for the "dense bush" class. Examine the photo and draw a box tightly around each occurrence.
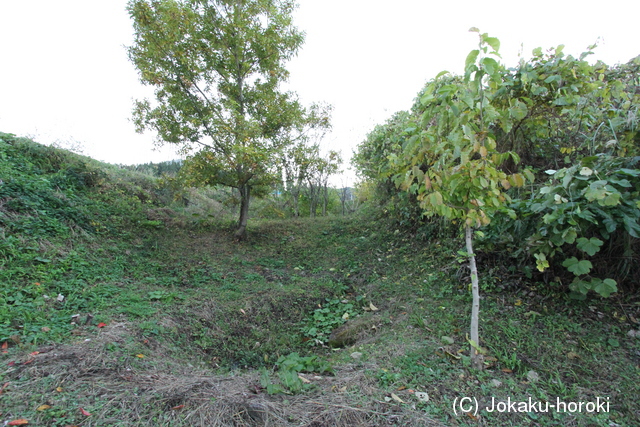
[352,40,640,296]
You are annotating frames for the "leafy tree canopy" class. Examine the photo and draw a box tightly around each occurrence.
[127,0,330,239]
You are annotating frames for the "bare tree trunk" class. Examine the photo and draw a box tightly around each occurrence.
[466,225,483,370]
[322,184,328,216]
[340,187,347,215]
[234,184,250,240]
[307,182,317,217]
[292,188,300,217]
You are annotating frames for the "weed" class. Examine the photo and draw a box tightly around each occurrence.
[300,295,364,346]
[260,352,333,395]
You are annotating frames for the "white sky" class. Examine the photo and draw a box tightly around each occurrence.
[1,0,638,184]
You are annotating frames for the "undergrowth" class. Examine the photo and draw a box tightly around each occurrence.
[1,135,638,426]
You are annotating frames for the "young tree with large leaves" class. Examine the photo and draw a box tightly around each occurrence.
[396,30,531,369]
[127,0,326,239]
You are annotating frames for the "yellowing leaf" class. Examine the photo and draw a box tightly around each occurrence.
[36,404,51,411]
[514,299,522,306]
[424,174,432,190]
[369,303,379,312]
[579,167,593,176]
[55,387,63,392]
[136,354,145,358]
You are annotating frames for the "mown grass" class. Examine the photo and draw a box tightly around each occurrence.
[1,134,639,426]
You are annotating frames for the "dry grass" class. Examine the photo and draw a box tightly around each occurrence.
[2,322,444,427]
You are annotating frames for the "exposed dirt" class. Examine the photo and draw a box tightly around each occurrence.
[2,322,444,426]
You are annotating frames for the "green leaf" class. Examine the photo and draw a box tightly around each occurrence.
[429,191,443,207]
[569,278,591,295]
[622,215,640,238]
[576,237,603,256]
[465,50,480,72]
[562,228,577,244]
[593,278,617,297]
[483,36,500,53]
[509,100,528,120]
[480,57,499,76]
[562,257,592,276]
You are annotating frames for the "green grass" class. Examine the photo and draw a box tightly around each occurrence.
[1,134,638,426]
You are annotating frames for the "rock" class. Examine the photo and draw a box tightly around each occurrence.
[441,336,454,345]
[527,370,540,383]
[350,352,363,359]
[328,316,375,348]
[627,330,639,338]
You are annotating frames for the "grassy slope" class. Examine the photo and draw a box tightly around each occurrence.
[1,134,638,426]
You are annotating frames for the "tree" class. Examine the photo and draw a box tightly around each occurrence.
[397,30,531,369]
[127,0,326,239]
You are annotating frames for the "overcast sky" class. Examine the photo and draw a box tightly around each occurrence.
[1,0,638,184]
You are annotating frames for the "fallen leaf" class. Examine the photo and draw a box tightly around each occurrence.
[2,342,7,349]
[514,299,522,306]
[171,404,185,410]
[136,354,145,358]
[369,303,379,311]
[41,327,50,332]
[466,412,479,420]
[8,420,29,426]
[501,368,513,373]
[30,351,40,356]
[55,387,63,392]
[445,350,461,360]
[97,323,107,328]
[298,374,311,384]
[0,382,9,394]
[396,386,406,391]
[390,393,405,403]
[240,309,246,315]
[79,407,92,416]
[567,351,580,360]
[36,404,51,411]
